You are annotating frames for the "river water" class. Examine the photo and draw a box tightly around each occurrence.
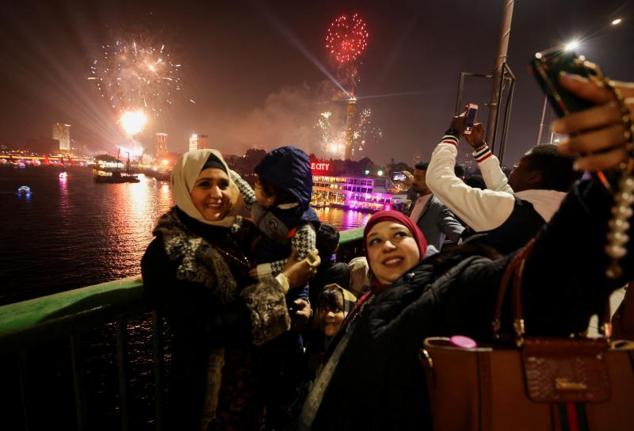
[0,166,370,305]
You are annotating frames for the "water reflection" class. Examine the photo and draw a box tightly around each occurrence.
[58,171,69,215]
[314,207,371,230]
[157,180,173,211]
[0,167,372,304]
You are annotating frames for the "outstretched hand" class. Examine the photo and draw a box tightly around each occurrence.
[553,73,634,171]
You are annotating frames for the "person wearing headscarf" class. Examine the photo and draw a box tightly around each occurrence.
[297,74,634,431]
[141,149,314,430]
[300,151,634,431]
[300,210,432,430]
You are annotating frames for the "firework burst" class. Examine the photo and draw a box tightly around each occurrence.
[89,38,182,116]
[352,107,383,156]
[325,13,369,65]
[317,110,346,156]
[316,106,382,158]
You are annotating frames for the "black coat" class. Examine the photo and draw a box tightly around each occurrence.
[141,212,266,430]
[310,177,633,430]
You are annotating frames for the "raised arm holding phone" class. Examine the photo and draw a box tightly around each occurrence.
[426,106,577,254]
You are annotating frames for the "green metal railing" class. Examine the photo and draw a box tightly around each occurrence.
[0,227,364,430]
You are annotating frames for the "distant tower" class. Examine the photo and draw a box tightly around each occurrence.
[189,133,199,152]
[52,123,71,152]
[155,132,168,155]
[188,133,209,152]
[343,97,357,160]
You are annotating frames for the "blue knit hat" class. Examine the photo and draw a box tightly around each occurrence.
[255,146,313,208]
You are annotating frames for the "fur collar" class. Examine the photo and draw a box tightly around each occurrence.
[153,208,239,304]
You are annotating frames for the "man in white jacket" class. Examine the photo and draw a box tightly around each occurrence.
[426,115,578,254]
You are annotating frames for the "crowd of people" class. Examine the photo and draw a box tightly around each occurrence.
[141,72,634,430]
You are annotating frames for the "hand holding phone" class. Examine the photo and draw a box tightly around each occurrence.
[553,74,633,171]
[463,123,485,149]
[392,171,406,182]
[530,48,598,117]
[464,103,478,135]
[532,48,632,171]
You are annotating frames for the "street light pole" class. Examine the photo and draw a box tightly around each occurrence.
[486,0,515,149]
[536,95,548,145]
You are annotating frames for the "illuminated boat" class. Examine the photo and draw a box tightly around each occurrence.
[93,170,140,183]
[16,185,31,196]
[311,161,400,212]
[93,154,140,183]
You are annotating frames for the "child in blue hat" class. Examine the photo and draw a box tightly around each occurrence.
[231,145,320,280]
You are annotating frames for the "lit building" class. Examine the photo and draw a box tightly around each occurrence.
[52,123,71,152]
[188,133,209,152]
[311,161,401,212]
[155,132,168,155]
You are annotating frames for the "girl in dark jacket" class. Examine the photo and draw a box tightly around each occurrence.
[141,149,315,430]
[299,75,634,430]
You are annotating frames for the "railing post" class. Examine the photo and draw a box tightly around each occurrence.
[70,334,87,431]
[115,320,130,431]
[18,351,32,431]
[151,311,164,431]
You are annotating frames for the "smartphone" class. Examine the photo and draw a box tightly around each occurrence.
[392,171,406,182]
[530,48,598,117]
[464,103,478,135]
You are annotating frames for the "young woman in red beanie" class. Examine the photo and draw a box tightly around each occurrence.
[299,75,634,430]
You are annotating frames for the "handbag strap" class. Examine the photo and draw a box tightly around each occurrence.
[492,239,534,344]
[493,239,613,345]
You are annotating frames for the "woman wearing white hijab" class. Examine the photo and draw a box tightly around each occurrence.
[142,149,314,430]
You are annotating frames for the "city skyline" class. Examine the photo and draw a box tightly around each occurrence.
[0,0,633,165]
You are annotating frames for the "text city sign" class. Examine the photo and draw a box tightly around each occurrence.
[311,162,330,172]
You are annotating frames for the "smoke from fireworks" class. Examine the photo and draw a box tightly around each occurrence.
[88,38,182,117]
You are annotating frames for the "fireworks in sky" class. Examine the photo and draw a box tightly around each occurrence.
[88,38,182,117]
[119,109,148,136]
[317,107,382,157]
[325,12,369,95]
[325,13,369,65]
[317,110,345,155]
[353,107,383,156]
[323,13,371,159]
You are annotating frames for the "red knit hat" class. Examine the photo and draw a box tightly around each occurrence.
[363,210,427,285]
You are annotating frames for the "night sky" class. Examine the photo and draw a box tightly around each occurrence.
[0,0,632,165]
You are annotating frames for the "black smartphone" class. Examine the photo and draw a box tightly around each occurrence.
[464,103,478,135]
[392,171,406,182]
[530,48,598,117]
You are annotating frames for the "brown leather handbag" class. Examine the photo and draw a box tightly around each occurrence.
[421,242,634,431]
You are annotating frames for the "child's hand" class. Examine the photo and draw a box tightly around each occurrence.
[290,298,311,333]
[282,249,319,288]
[248,267,259,279]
